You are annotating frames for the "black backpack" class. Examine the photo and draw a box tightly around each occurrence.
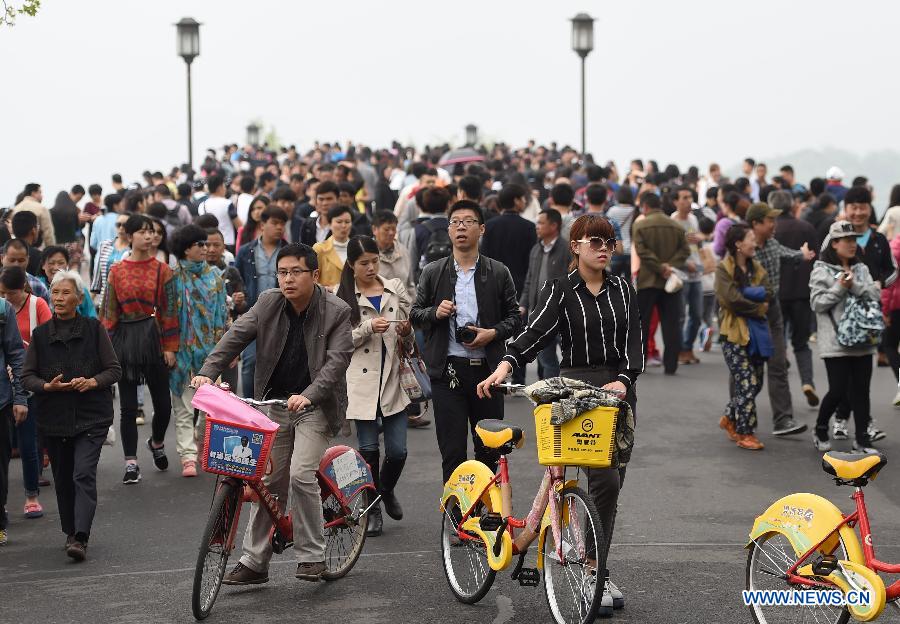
[421,219,452,266]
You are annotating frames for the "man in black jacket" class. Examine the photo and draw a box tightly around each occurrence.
[411,200,521,481]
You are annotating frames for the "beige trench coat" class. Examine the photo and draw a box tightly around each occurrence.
[346,276,415,421]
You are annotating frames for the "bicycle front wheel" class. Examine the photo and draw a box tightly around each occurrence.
[192,480,241,621]
[321,487,369,580]
[538,486,605,624]
[746,531,850,624]
[440,496,496,604]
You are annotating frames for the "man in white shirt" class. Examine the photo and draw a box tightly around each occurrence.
[236,175,256,224]
[198,174,242,251]
[232,437,254,461]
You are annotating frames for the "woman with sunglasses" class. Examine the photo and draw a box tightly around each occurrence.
[477,213,643,616]
[90,213,131,302]
[167,225,226,477]
[102,214,179,485]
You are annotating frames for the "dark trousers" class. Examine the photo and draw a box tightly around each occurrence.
[119,362,171,458]
[7,396,40,497]
[781,298,815,387]
[432,358,504,482]
[46,426,106,541]
[883,310,900,381]
[562,366,636,579]
[0,404,13,529]
[816,355,873,446]
[637,287,683,374]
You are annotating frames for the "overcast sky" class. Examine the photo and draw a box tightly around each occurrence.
[3,0,900,204]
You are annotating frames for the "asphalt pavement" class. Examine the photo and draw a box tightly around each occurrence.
[3,344,900,624]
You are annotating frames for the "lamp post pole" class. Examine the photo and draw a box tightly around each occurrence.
[580,54,586,158]
[175,17,201,171]
[186,60,193,169]
[570,13,595,158]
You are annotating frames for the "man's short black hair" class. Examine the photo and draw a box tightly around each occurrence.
[447,200,484,225]
[194,213,219,228]
[112,173,123,184]
[410,162,428,179]
[457,175,482,201]
[550,183,575,207]
[326,204,354,223]
[371,210,398,228]
[261,205,288,223]
[3,238,28,256]
[239,175,255,194]
[316,180,339,197]
[539,208,563,230]
[615,186,634,205]
[276,243,318,271]
[88,184,102,197]
[780,164,794,175]
[155,184,172,197]
[207,174,224,194]
[71,184,85,196]
[639,191,661,211]
[23,183,40,197]
[586,165,606,182]
[423,187,451,215]
[123,214,155,235]
[844,185,871,205]
[497,183,528,211]
[271,187,298,203]
[146,202,167,220]
[744,157,756,167]
[11,210,37,239]
[258,172,277,186]
[170,224,208,260]
[585,184,608,206]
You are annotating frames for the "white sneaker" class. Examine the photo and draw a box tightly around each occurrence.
[606,578,624,609]
[868,421,886,442]
[832,419,849,441]
[104,425,116,446]
[597,585,614,618]
[813,432,832,452]
[852,441,878,454]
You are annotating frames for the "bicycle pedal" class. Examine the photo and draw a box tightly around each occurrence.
[812,554,838,576]
[517,568,540,587]
[479,512,503,532]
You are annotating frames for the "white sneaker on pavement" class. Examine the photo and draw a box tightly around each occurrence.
[832,419,849,441]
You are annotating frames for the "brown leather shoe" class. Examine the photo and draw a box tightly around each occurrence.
[719,415,738,441]
[295,561,326,581]
[686,350,700,364]
[678,350,694,364]
[735,434,764,450]
[223,562,269,585]
[66,540,87,562]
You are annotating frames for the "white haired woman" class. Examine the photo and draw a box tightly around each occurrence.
[21,270,121,561]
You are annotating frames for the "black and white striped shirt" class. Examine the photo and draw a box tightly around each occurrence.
[503,270,645,388]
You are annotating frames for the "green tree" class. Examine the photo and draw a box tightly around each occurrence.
[2,0,40,26]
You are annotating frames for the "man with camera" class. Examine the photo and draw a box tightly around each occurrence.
[411,200,521,481]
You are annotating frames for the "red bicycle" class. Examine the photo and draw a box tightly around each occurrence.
[190,384,377,620]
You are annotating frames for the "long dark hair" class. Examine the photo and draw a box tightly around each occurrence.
[725,223,754,286]
[239,194,270,246]
[335,236,381,326]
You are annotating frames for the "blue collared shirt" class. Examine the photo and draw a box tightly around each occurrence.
[255,242,278,294]
[447,257,486,359]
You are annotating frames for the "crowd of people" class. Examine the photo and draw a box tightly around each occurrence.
[1,140,898,617]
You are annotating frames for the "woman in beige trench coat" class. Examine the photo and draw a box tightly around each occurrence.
[336,236,415,537]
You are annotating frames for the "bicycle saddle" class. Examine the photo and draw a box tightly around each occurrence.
[822,451,887,483]
[475,419,524,450]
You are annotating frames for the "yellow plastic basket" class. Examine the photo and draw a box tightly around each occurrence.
[534,404,618,468]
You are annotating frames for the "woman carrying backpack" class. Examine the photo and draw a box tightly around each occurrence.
[810,220,881,453]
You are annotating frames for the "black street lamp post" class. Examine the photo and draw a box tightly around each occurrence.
[570,13,595,157]
[176,17,201,170]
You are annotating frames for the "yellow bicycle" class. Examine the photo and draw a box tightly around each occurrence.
[746,450,900,622]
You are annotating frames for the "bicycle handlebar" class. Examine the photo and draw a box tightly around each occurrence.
[492,383,527,396]
[237,396,289,409]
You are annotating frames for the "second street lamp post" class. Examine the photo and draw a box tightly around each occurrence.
[465,124,478,147]
[246,123,260,147]
[570,13,595,158]
[176,17,201,170]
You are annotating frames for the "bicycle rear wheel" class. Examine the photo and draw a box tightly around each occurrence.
[440,496,496,604]
[192,480,240,621]
[321,487,369,580]
[538,486,604,624]
[746,531,850,624]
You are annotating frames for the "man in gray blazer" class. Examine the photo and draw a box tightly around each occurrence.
[192,243,353,585]
[518,208,572,379]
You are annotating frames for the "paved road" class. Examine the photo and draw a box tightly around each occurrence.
[4,345,900,624]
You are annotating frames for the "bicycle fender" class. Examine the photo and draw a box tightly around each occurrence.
[535,479,579,571]
[746,493,863,564]
[459,516,513,571]
[439,460,502,517]
[799,560,885,621]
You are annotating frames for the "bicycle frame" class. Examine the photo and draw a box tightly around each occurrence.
[781,488,900,600]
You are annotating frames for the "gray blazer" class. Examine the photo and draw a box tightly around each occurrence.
[520,238,572,312]
[199,285,353,435]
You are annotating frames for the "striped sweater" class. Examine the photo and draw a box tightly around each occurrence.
[101,257,179,352]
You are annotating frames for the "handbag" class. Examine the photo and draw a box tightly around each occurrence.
[397,335,432,404]
[829,294,884,348]
[111,263,163,383]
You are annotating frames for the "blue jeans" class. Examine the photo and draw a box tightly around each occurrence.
[537,336,561,380]
[241,340,256,399]
[356,410,407,460]
[681,280,703,351]
[7,397,40,497]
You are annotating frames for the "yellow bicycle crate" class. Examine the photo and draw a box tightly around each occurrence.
[534,403,618,468]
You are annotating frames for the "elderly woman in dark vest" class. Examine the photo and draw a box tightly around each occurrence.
[22,270,121,561]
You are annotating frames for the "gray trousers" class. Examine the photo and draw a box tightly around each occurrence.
[239,405,331,571]
[562,366,636,578]
[765,301,793,425]
[45,425,107,541]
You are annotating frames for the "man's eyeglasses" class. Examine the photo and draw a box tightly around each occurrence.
[575,237,617,251]
[277,268,314,278]
[448,218,480,228]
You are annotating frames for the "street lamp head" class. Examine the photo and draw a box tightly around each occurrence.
[570,12,595,58]
[465,124,478,147]
[246,123,261,147]
[175,17,201,64]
